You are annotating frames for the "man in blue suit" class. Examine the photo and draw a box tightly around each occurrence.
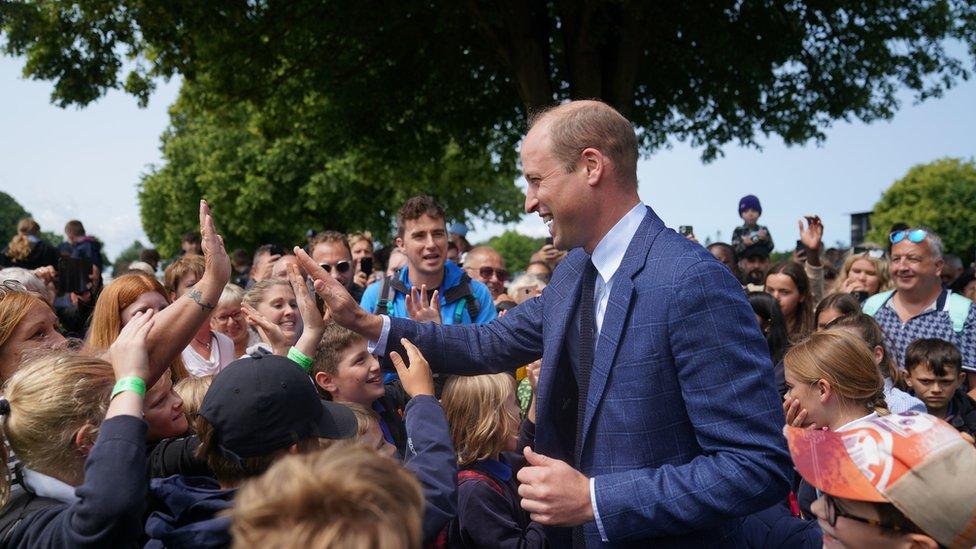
[296,100,791,547]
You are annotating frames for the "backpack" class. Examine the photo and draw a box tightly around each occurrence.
[863,290,972,334]
[432,469,505,549]
[375,273,481,323]
[0,490,60,546]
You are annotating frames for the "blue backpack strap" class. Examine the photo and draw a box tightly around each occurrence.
[862,290,895,317]
[947,292,973,334]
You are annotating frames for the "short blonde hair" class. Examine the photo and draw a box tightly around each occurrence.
[441,373,519,467]
[784,329,889,416]
[174,375,213,430]
[342,401,378,438]
[218,284,246,309]
[0,352,114,506]
[231,442,423,549]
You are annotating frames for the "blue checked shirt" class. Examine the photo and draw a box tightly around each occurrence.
[872,290,976,371]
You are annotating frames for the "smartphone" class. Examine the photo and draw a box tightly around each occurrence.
[58,256,91,294]
[268,244,286,257]
[795,239,808,254]
[360,257,374,275]
[679,225,694,237]
[545,237,553,246]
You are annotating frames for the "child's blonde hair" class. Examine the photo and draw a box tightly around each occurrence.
[231,442,423,549]
[0,352,114,506]
[342,401,378,438]
[441,373,519,467]
[784,328,889,416]
[174,375,213,430]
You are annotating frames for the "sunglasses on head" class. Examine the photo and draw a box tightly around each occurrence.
[320,260,352,274]
[852,247,886,259]
[889,229,928,245]
[478,266,508,282]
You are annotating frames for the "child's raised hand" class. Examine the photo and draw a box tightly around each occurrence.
[390,338,434,398]
[108,309,155,381]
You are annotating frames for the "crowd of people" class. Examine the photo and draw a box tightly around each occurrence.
[0,99,974,548]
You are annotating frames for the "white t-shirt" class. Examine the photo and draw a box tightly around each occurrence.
[181,331,235,377]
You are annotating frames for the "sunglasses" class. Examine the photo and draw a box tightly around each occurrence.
[477,266,508,282]
[889,229,928,245]
[320,260,352,274]
[852,247,886,259]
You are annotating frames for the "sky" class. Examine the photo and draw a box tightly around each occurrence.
[1,53,974,260]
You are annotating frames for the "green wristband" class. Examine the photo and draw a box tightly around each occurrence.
[111,377,147,400]
[287,347,313,373]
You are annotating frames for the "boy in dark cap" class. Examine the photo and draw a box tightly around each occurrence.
[732,194,774,257]
[144,354,358,548]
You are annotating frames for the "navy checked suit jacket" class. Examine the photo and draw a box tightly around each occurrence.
[385,206,791,547]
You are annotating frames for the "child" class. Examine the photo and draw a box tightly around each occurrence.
[312,323,408,456]
[786,412,976,548]
[173,374,213,430]
[230,443,424,548]
[904,338,976,438]
[732,194,774,257]
[440,372,545,547]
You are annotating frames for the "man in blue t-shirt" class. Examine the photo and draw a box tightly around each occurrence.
[360,196,496,327]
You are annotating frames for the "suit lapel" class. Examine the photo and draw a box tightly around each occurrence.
[537,251,586,458]
[578,207,664,460]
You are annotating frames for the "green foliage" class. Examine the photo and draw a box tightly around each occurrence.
[139,85,523,257]
[0,191,30,245]
[480,231,547,275]
[868,158,976,262]
[3,1,975,162]
[112,240,145,276]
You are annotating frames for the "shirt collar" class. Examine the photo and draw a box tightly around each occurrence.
[590,202,646,283]
[22,468,79,504]
[477,458,512,482]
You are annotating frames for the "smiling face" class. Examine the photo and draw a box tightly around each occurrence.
[890,240,942,295]
[120,291,169,326]
[396,214,448,280]
[144,375,189,442]
[0,301,65,382]
[211,301,248,344]
[521,121,592,251]
[255,285,302,344]
[317,339,385,407]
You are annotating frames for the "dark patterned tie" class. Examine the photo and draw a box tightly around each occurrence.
[573,259,597,548]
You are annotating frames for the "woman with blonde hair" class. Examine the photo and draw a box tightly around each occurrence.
[0,309,155,545]
[440,372,544,547]
[210,284,258,358]
[834,247,892,300]
[782,328,890,518]
[241,279,303,355]
[0,218,58,270]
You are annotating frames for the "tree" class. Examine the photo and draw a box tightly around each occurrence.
[868,158,976,263]
[0,191,29,245]
[480,231,548,274]
[112,240,145,276]
[2,1,975,162]
[139,85,524,256]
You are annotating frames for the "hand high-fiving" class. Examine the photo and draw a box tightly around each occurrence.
[200,200,231,286]
[293,247,385,340]
[389,338,434,398]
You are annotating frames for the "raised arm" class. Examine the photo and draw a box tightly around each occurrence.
[145,200,230,385]
[294,247,543,375]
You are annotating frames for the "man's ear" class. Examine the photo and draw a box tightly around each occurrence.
[395,237,404,250]
[580,148,604,186]
[73,424,98,458]
[959,371,967,385]
[872,345,885,366]
[315,371,337,395]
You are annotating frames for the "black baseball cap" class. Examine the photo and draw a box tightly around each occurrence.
[198,354,358,460]
[740,243,771,260]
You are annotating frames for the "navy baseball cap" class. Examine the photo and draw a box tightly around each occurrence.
[199,354,358,460]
